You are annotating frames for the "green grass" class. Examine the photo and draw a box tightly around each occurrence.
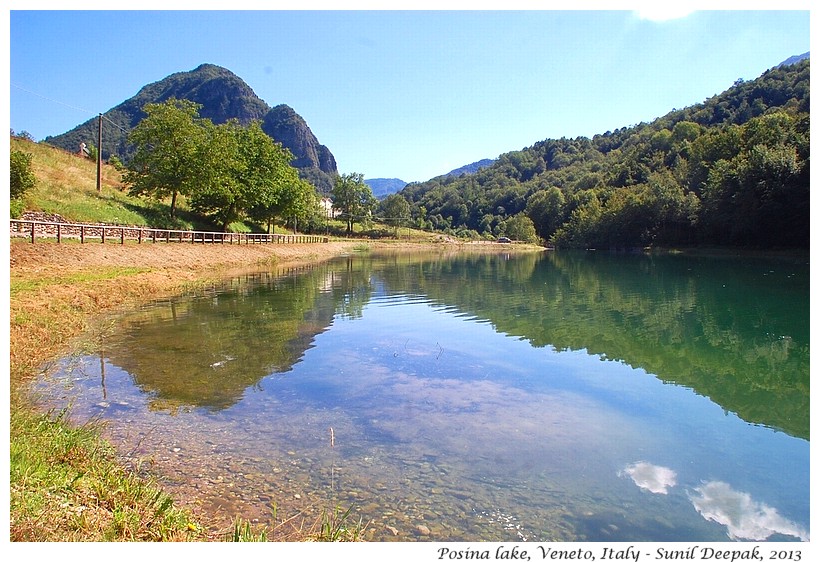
[11,136,214,230]
[313,505,370,542]
[224,505,369,542]
[14,136,152,224]
[10,266,150,297]
[10,407,201,541]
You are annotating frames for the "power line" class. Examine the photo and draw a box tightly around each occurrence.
[11,82,130,136]
[11,82,97,117]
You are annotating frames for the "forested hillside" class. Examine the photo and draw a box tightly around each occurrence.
[401,58,809,248]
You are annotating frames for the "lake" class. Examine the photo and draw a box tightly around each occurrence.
[33,249,809,542]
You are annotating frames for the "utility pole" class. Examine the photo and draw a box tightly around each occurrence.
[96,113,102,192]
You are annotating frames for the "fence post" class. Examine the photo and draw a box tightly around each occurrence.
[30,222,35,244]
[81,225,85,244]
[101,227,106,244]
[57,224,61,244]
[121,227,125,245]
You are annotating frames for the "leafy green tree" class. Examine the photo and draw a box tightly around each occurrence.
[189,120,311,233]
[238,121,302,233]
[188,120,247,231]
[124,98,207,217]
[290,185,326,234]
[332,172,376,235]
[108,154,125,171]
[378,193,411,235]
[10,149,36,200]
[86,143,99,164]
[551,191,603,248]
[279,178,319,233]
[499,214,539,243]
[526,186,566,240]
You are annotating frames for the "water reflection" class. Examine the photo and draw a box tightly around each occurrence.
[688,481,809,542]
[34,250,809,541]
[96,252,808,437]
[620,462,677,494]
[619,463,808,542]
[101,268,339,412]
[396,251,809,439]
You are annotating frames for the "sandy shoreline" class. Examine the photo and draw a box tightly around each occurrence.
[10,238,358,274]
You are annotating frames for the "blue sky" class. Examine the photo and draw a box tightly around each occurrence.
[8,5,811,183]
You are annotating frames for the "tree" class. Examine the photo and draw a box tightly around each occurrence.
[189,120,311,233]
[244,123,303,233]
[278,178,319,234]
[124,98,207,217]
[332,172,376,235]
[10,150,36,200]
[378,194,411,236]
[187,120,247,231]
[499,213,539,244]
[526,187,566,240]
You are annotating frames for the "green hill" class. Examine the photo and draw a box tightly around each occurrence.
[401,58,810,249]
[11,135,218,231]
[43,64,339,193]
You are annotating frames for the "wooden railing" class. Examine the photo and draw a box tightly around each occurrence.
[9,219,328,245]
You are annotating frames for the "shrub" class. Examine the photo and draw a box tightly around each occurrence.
[10,198,25,218]
[10,149,36,200]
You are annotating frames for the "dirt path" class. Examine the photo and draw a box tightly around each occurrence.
[10,239,360,275]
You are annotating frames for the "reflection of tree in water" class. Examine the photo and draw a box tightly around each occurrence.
[102,267,350,413]
[375,251,809,440]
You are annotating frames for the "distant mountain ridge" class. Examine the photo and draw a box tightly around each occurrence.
[365,157,498,199]
[777,52,809,67]
[364,178,408,199]
[443,158,497,178]
[44,63,338,192]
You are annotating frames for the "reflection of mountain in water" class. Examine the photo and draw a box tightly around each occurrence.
[373,251,809,440]
[102,251,809,440]
[101,263,370,412]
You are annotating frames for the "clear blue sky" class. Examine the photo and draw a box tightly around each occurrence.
[8,6,811,183]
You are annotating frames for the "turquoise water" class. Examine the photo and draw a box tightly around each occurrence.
[36,250,809,541]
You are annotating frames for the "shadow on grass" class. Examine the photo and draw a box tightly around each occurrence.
[119,201,218,232]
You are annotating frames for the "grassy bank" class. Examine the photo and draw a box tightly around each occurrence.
[10,259,198,540]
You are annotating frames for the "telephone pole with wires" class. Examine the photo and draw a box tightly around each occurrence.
[97,113,102,192]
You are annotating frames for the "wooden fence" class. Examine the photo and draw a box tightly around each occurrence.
[9,219,328,245]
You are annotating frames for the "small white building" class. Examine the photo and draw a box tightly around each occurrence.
[319,197,339,218]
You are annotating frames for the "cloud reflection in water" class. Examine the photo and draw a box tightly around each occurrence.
[688,481,809,542]
[620,461,677,494]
